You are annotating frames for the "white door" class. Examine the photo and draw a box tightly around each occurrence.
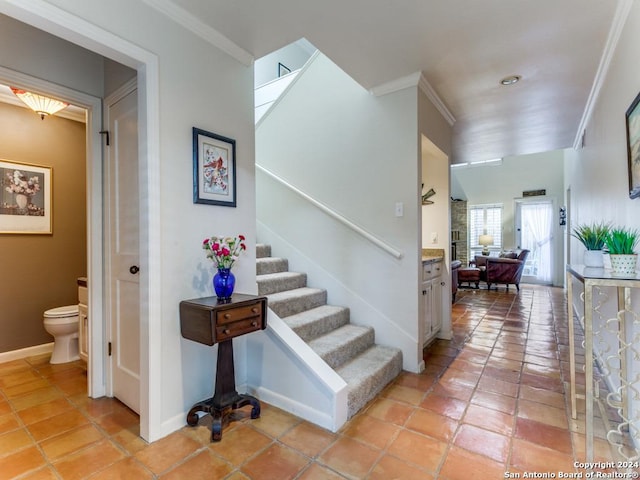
[106,85,140,413]
[515,199,554,285]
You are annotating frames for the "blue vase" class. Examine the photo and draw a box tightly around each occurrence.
[213,268,235,300]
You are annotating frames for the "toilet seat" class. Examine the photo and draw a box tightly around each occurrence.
[44,305,79,318]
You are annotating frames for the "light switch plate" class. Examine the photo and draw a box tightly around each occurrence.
[395,202,404,217]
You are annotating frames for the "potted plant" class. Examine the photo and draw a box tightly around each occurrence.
[571,222,610,268]
[604,227,640,276]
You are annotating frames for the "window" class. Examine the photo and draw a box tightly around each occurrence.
[469,204,503,259]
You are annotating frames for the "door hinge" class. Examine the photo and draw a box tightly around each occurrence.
[99,130,110,146]
[108,342,112,356]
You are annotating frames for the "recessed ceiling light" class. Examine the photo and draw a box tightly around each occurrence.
[500,75,521,86]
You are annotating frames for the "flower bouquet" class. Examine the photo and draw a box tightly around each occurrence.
[202,234,246,299]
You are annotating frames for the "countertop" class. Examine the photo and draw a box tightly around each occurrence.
[422,248,445,264]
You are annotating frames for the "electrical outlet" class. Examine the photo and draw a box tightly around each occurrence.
[395,202,404,217]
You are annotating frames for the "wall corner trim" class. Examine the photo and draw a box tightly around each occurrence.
[141,0,254,66]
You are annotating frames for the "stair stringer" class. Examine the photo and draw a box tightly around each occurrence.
[257,221,423,373]
[245,308,349,432]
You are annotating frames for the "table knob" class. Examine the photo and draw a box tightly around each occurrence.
[251,307,258,313]
[223,329,230,334]
[224,313,231,319]
[251,321,257,327]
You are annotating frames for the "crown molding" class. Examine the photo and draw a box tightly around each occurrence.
[573,0,633,149]
[418,74,456,126]
[370,72,455,126]
[141,0,253,66]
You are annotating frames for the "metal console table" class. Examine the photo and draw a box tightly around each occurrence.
[566,264,640,463]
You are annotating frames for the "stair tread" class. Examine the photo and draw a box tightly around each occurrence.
[336,344,402,385]
[257,271,305,281]
[266,286,325,302]
[284,305,348,327]
[308,324,373,353]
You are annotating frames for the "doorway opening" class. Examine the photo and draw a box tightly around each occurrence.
[515,199,554,284]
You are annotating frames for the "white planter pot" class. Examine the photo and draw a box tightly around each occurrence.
[583,250,604,268]
[609,254,638,277]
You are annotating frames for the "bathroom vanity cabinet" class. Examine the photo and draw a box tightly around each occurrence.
[422,258,444,346]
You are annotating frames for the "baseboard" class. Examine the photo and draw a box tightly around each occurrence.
[0,343,54,364]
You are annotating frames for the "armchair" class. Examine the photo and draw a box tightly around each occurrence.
[471,249,530,291]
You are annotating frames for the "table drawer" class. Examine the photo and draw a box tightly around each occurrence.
[216,317,262,342]
[216,302,263,325]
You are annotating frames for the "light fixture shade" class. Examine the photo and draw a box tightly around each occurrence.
[478,234,494,247]
[10,87,69,119]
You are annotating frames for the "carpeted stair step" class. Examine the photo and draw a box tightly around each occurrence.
[256,257,289,275]
[257,271,307,295]
[266,287,327,318]
[256,243,271,259]
[336,345,403,418]
[283,305,350,342]
[308,324,375,369]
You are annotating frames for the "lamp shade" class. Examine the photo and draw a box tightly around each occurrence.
[478,234,494,247]
[10,87,68,119]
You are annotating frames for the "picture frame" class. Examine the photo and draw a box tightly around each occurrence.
[625,91,640,199]
[278,62,291,77]
[193,127,236,207]
[0,159,52,234]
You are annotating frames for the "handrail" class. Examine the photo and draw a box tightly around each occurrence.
[256,164,403,259]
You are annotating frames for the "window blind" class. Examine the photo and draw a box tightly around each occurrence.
[469,204,503,259]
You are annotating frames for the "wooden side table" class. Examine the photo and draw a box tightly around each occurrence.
[179,293,267,441]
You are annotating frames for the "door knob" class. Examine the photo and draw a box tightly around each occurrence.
[129,265,140,274]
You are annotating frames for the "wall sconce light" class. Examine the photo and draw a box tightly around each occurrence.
[10,87,69,120]
[478,234,494,255]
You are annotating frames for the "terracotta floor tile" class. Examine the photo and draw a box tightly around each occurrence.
[365,397,414,425]
[0,413,20,434]
[17,397,74,425]
[9,387,63,411]
[519,384,566,408]
[208,424,272,465]
[432,381,474,402]
[55,376,88,396]
[448,357,484,375]
[439,445,506,480]
[510,438,575,472]
[483,365,521,383]
[251,404,302,438]
[241,443,309,480]
[342,413,400,449]
[405,408,458,442]
[462,404,514,436]
[386,429,447,472]
[478,374,519,398]
[0,428,35,456]
[159,449,232,480]
[110,425,148,455]
[88,457,154,480]
[27,409,90,442]
[454,424,510,463]
[52,438,125,480]
[81,397,129,419]
[470,390,517,415]
[394,371,437,390]
[280,422,336,458]
[521,372,564,392]
[134,431,200,475]
[517,398,568,429]
[93,406,139,435]
[297,462,348,479]
[420,392,468,420]
[318,436,380,479]
[0,369,42,389]
[440,368,481,388]
[0,445,47,480]
[369,454,434,480]
[18,466,59,480]
[0,401,10,417]
[382,384,425,405]
[3,378,51,398]
[515,417,572,454]
[39,424,104,461]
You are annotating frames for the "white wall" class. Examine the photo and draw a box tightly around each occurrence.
[451,151,565,285]
[254,38,315,87]
[565,1,640,449]
[257,53,424,371]
[0,0,257,441]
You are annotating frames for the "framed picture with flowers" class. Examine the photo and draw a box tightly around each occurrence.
[0,159,52,234]
[193,127,236,207]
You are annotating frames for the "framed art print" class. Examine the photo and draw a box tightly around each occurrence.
[0,159,52,234]
[625,91,640,199]
[193,127,236,207]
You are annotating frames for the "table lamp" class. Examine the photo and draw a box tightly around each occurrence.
[479,234,494,256]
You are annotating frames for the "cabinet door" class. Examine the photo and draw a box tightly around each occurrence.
[431,279,443,335]
[78,304,89,363]
[422,280,433,344]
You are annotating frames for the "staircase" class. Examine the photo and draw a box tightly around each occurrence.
[256,244,402,418]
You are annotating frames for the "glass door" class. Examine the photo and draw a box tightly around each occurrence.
[515,199,554,284]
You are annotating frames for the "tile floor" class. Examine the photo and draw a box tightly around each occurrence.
[0,285,625,479]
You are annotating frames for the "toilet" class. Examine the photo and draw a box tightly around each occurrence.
[43,305,80,364]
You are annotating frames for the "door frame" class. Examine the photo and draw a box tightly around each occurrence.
[0,1,163,442]
[514,197,556,285]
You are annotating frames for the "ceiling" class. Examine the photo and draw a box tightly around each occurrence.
[161,0,621,164]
